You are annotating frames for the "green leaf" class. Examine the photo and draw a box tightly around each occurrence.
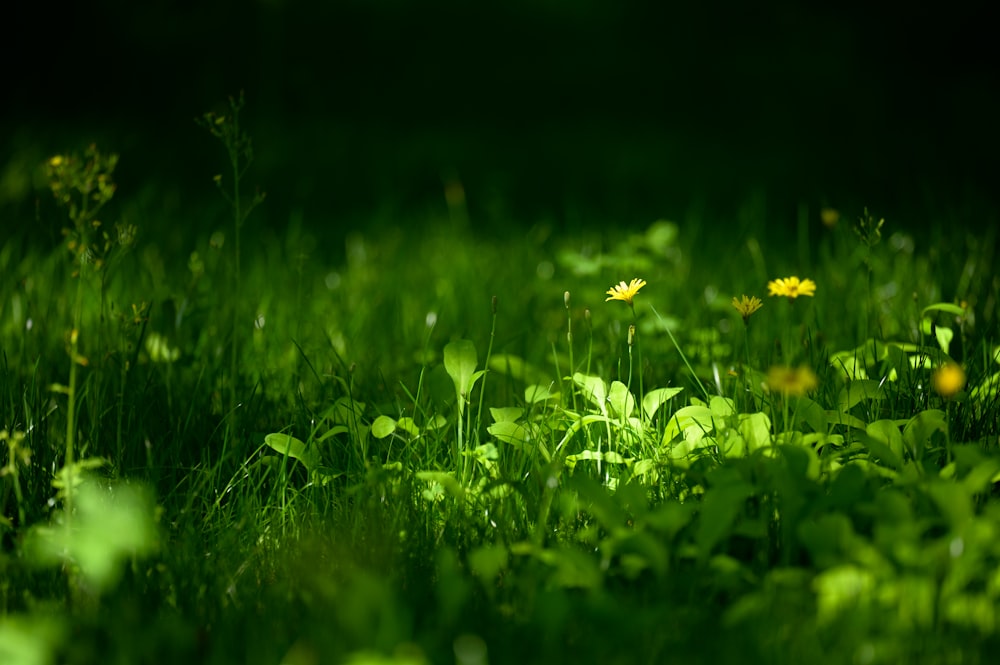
[641,386,683,421]
[444,339,479,416]
[864,420,905,468]
[738,412,772,452]
[264,433,319,471]
[695,481,754,557]
[524,384,560,404]
[934,325,954,354]
[858,435,902,471]
[25,479,158,592]
[921,302,966,319]
[902,409,948,456]
[709,396,736,417]
[607,381,636,419]
[488,421,531,449]
[573,372,608,414]
[664,405,714,443]
[792,397,827,433]
[490,406,524,423]
[370,415,397,439]
[825,410,868,430]
[395,417,420,437]
[837,380,885,411]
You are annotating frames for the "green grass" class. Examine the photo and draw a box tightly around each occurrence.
[1,122,1000,665]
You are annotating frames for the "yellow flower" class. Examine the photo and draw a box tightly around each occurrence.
[605,278,646,305]
[820,208,840,228]
[49,155,64,167]
[731,295,763,323]
[766,365,818,396]
[768,276,817,299]
[932,362,966,398]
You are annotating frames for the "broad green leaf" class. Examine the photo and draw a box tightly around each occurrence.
[488,421,531,448]
[24,479,158,592]
[524,383,560,404]
[826,410,868,430]
[837,380,885,411]
[395,417,420,437]
[921,323,954,354]
[641,386,684,421]
[425,414,449,430]
[792,397,827,433]
[709,396,736,417]
[717,430,747,458]
[936,326,954,354]
[695,481,754,557]
[573,372,608,414]
[370,415,397,439]
[858,433,902,470]
[264,433,319,471]
[664,405,714,444]
[902,409,948,456]
[738,412,772,452]
[607,381,636,419]
[444,339,478,416]
[921,302,966,319]
[490,406,524,423]
[866,420,904,465]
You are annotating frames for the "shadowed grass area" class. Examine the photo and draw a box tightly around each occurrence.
[1,110,1000,665]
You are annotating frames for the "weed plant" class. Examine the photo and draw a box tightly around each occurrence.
[1,105,1000,665]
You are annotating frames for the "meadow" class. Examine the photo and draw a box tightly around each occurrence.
[2,99,1000,665]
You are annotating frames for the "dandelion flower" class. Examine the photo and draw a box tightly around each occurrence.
[766,365,818,396]
[732,295,763,323]
[932,362,965,398]
[768,276,817,299]
[606,278,646,305]
[820,208,840,228]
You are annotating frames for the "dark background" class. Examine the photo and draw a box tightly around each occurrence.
[3,0,997,238]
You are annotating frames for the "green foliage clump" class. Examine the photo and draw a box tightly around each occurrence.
[1,105,999,665]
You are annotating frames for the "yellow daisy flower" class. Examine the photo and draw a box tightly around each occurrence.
[731,295,763,323]
[766,365,819,396]
[768,276,817,299]
[605,278,646,305]
[931,362,966,399]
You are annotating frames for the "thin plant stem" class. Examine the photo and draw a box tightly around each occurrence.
[650,305,710,401]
